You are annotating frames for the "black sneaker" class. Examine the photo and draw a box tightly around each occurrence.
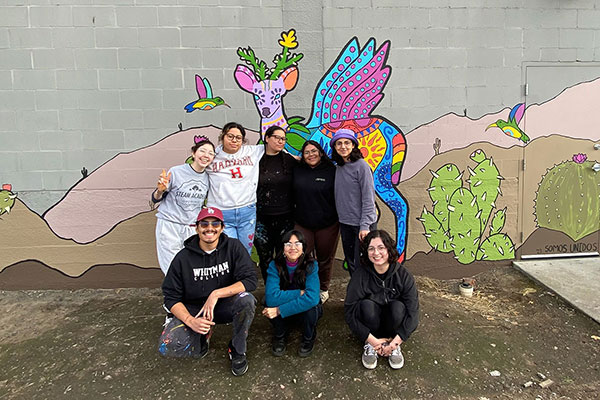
[228,341,248,376]
[298,334,316,357]
[271,336,286,357]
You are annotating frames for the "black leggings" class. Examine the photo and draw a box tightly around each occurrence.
[357,299,406,339]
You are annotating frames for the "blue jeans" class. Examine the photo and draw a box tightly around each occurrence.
[222,203,257,255]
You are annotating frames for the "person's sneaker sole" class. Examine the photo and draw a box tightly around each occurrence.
[389,356,404,369]
[231,363,248,376]
[362,358,377,369]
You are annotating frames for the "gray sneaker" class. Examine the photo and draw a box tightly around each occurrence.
[362,343,378,369]
[388,345,404,369]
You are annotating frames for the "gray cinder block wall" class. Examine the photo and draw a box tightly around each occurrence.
[1,0,600,213]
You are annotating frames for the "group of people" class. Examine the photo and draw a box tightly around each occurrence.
[152,123,420,376]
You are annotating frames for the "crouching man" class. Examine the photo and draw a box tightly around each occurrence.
[158,206,258,376]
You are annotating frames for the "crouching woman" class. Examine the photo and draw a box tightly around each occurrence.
[262,230,322,357]
[344,230,419,370]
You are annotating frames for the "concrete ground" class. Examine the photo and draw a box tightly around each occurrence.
[0,264,599,399]
[513,257,600,324]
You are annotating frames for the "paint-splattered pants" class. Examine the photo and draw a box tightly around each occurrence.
[158,292,257,357]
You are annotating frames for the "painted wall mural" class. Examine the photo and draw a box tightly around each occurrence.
[1,28,600,289]
[234,29,409,261]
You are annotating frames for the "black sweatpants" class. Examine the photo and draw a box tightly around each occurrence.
[357,298,406,339]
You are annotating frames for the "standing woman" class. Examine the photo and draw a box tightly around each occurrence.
[330,128,377,275]
[293,140,339,303]
[254,126,297,282]
[344,230,419,370]
[152,136,216,274]
[207,122,265,254]
[262,230,322,357]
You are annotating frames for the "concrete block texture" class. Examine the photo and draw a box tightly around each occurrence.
[0,7,29,27]
[8,28,53,49]
[73,6,117,27]
[1,0,600,207]
[30,6,73,27]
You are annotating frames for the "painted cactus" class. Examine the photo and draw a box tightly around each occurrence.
[0,184,17,216]
[418,150,515,264]
[534,153,600,241]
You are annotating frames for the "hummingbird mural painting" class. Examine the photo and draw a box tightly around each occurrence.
[184,75,230,112]
[486,103,530,143]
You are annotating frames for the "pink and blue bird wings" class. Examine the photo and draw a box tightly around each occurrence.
[195,75,213,99]
[508,103,525,125]
[306,38,391,128]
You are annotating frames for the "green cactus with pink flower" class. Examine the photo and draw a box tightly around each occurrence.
[534,153,600,241]
[418,149,515,264]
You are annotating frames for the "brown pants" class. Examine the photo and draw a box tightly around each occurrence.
[294,222,340,291]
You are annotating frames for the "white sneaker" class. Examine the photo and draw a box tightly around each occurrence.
[388,345,404,369]
[319,290,329,304]
[362,343,378,369]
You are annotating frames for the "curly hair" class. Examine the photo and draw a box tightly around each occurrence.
[273,230,316,290]
[359,230,400,269]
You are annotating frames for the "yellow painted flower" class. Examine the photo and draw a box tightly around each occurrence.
[278,29,298,49]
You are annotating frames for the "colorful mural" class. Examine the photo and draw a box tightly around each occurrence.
[184,75,230,112]
[234,29,409,261]
[534,153,600,242]
[418,149,515,264]
[1,28,600,288]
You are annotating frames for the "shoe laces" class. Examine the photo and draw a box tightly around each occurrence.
[363,344,377,356]
[391,345,402,356]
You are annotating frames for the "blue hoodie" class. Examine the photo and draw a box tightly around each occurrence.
[264,259,320,318]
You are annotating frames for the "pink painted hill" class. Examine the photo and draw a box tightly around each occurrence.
[402,77,600,181]
[44,126,259,243]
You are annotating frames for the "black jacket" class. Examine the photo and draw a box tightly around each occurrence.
[162,233,258,316]
[344,261,419,342]
[293,160,338,229]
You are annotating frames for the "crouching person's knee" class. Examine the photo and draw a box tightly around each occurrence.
[233,292,257,315]
[157,318,203,358]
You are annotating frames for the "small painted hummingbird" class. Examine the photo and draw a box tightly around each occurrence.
[486,103,530,143]
[184,75,230,112]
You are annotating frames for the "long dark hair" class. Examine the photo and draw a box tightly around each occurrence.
[274,230,315,290]
[300,140,334,168]
[359,230,400,270]
[331,141,363,166]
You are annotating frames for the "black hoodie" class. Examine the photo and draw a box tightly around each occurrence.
[162,233,258,316]
[293,160,338,229]
[344,261,419,343]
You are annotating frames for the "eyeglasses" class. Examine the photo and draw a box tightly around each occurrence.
[303,149,319,156]
[197,221,222,228]
[284,241,303,248]
[334,139,354,148]
[270,135,287,143]
[367,245,387,254]
[225,133,244,142]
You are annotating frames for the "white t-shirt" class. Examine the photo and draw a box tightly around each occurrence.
[155,163,210,225]
[206,144,265,210]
